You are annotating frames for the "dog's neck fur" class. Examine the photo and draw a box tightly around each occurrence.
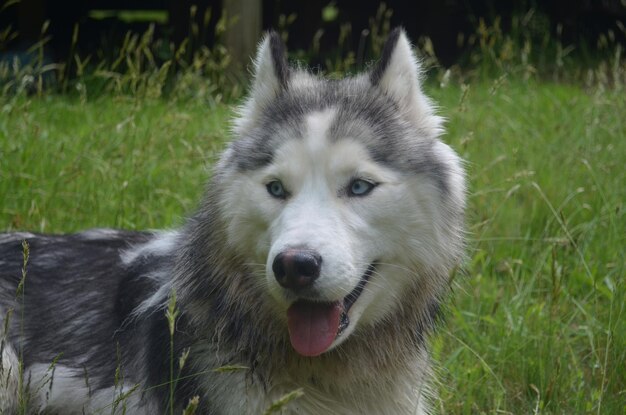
[169,209,438,413]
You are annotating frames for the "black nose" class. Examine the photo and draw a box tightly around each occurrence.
[272,249,322,290]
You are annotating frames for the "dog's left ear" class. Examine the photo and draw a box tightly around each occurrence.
[371,28,420,105]
[234,31,289,135]
[370,27,420,98]
[371,28,442,135]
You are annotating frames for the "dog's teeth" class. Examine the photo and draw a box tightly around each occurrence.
[337,312,350,337]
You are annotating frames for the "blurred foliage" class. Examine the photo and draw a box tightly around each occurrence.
[0,2,624,102]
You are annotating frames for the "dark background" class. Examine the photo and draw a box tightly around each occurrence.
[2,0,626,67]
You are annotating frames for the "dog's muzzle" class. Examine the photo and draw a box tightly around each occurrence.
[272,251,374,357]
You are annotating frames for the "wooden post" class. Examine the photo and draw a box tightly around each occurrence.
[223,0,262,69]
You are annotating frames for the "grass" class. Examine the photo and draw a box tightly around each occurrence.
[1,10,625,408]
[1,76,623,414]
[431,80,625,414]
[0,96,229,232]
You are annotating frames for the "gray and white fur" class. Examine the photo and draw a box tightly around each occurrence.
[0,28,465,414]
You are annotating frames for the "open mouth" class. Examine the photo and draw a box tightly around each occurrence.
[286,264,375,357]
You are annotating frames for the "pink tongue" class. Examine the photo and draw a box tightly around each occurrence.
[287,301,342,357]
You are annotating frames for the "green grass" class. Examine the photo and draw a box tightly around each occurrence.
[1,78,624,414]
[431,80,625,414]
[0,96,229,231]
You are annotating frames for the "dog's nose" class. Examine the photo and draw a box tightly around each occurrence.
[272,249,322,290]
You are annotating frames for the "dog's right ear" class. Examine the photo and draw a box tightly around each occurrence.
[252,31,290,93]
[233,31,289,136]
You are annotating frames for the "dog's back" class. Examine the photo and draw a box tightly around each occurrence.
[0,230,166,413]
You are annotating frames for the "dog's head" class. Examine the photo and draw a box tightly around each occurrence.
[214,29,465,357]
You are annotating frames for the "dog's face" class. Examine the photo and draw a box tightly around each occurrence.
[215,29,465,357]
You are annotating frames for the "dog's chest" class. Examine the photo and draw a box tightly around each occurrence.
[198,369,427,415]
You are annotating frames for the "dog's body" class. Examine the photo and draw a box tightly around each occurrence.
[0,29,465,414]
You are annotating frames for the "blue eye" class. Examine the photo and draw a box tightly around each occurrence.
[267,180,287,199]
[349,179,376,197]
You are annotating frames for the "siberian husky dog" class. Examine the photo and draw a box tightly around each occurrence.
[0,28,465,414]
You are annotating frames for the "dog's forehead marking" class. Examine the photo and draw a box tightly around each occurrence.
[276,107,367,170]
[267,107,399,188]
[303,108,337,153]
[267,108,341,181]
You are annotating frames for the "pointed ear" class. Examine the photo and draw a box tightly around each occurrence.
[233,31,289,135]
[371,27,422,106]
[250,30,289,99]
[371,28,443,136]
